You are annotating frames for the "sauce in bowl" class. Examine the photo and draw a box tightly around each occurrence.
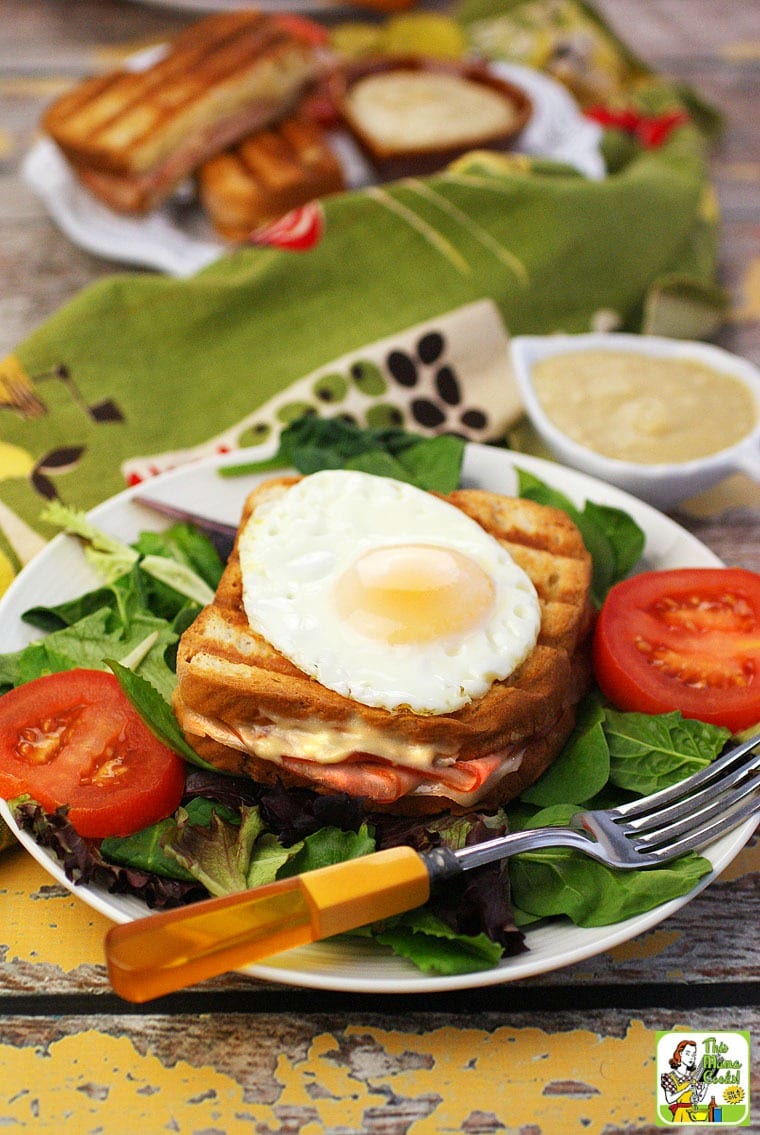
[531,349,757,464]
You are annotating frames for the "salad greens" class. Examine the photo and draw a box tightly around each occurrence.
[219,415,467,493]
[0,423,734,977]
[0,508,221,703]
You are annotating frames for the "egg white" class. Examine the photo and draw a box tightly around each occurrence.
[238,469,541,714]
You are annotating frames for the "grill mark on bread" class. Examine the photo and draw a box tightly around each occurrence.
[198,114,344,239]
[42,12,317,178]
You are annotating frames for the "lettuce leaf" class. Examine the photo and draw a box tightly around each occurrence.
[278,823,376,877]
[0,609,178,699]
[164,806,274,896]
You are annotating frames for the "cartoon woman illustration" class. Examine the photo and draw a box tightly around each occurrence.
[660,1039,707,1121]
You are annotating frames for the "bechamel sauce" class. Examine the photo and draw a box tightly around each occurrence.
[532,349,757,464]
[346,71,518,151]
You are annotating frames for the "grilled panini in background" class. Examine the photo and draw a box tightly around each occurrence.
[41,11,323,214]
[173,474,594,816]
[198,113,345,239]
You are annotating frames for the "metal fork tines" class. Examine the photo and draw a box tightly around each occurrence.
[581,734,760,866]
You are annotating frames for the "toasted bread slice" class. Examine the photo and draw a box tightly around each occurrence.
[198,114,344,240]
[42,11,318,213]
[173,476,593,813]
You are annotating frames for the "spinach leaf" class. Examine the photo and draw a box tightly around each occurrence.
[373,909,503,974]
[220,416,466,493]
[604,708,731,795]
[520,696,610,807]
[108,659,218,770]
[508,709,729,927]
[22,582,129,634]
[379,433,466,492]
[520,704,730,812]
[509,838,712,928]
[101,817,197,882]
[583,500,646,580]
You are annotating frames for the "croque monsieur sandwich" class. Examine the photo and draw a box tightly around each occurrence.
[173,470,593,815]
[41,11,321,214]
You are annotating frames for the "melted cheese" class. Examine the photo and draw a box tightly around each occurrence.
[182,706,458,769]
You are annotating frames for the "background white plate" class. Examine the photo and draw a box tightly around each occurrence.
[123,0,364,13]
[2,443,752,995]
[23,62,603,276]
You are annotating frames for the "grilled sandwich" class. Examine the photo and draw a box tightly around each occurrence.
[173,474,593,815]
[198,113,344,240]
[42,11,321,214]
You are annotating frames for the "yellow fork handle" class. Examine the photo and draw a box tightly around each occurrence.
[105,846,431,1002]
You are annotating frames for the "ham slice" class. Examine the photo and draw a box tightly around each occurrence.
[280,748,522,806]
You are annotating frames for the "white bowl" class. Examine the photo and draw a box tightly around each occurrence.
[510,333,760,509]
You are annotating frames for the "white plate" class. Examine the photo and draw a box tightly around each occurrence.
[1,443,751,994]
[23,61,604,276]
[122,0,361,12]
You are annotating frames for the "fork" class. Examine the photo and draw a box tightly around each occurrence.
[105,733,760,1002]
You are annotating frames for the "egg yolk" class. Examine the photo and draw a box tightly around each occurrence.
[335,544,495,644]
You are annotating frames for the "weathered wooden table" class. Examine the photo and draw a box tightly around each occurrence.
[1,1,758,1131]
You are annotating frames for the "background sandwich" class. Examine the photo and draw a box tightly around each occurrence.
[198,113,344,240]
[42,10,322,214]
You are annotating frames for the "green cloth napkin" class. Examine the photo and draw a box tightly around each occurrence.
[0,0,725,586]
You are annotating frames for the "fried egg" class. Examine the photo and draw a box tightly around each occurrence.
[238,470,541,714]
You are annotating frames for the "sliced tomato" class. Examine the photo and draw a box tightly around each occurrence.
[593,567,760,732]
[0,670,186,838]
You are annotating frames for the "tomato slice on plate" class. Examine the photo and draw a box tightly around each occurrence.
[593,567,760,732]
[0,669,186,838]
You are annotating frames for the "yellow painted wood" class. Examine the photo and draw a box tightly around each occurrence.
[0,1031,273,1133]
[291,1020,657,1133]
[0,1018,662,1133]
[0,847,109,969]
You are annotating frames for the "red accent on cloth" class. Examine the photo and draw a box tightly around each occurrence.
[584,106,689,148]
